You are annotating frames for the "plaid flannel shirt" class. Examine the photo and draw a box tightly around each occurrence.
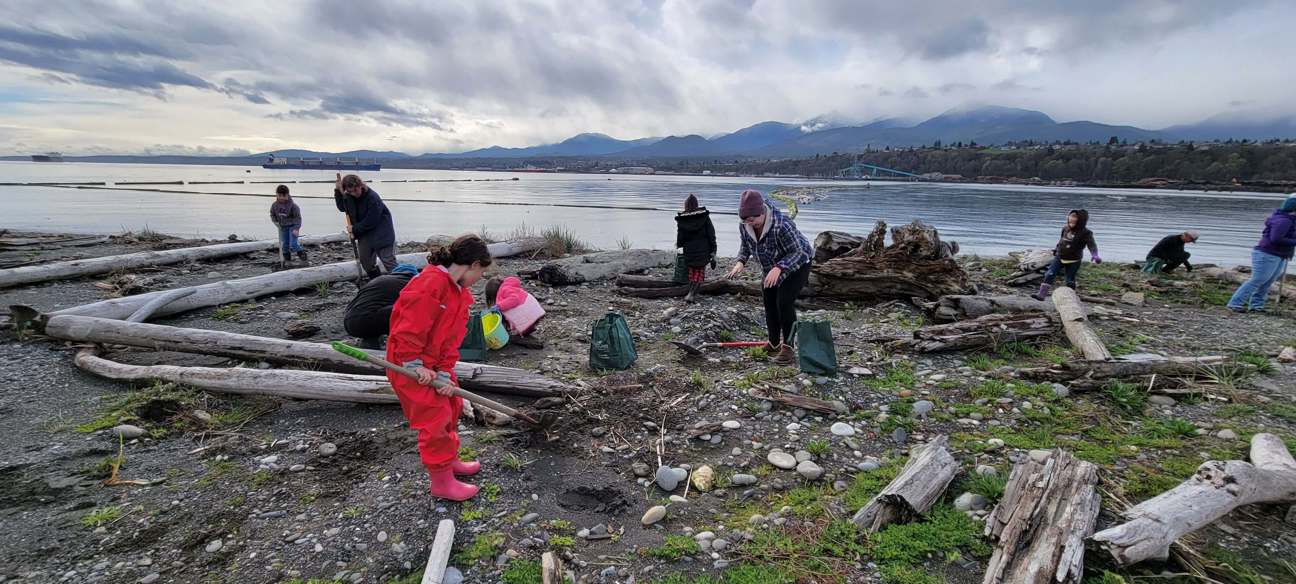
[736,200,812,281]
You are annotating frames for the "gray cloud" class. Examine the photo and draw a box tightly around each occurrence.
[904,87,931,99]
[273,92,454,129]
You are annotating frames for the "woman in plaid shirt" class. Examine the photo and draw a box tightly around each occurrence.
[725,189,814,365]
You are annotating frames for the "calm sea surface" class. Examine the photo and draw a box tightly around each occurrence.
[1,161,1289,267]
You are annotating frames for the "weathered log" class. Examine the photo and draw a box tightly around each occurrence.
[427,236,545,259]
[1051,287,1111,361]
[541,552,564,584]
[126,289,196,323]
[748,388,848,415]
[811,221,969,301]
[613,274,814,298]
[813,231,866,263]
[44,315,569,397]
[921,295,1051,322]
[75,348,397,404]
[1199,266,1296,301]
[982,450,1100,584]
[34,238,544,321]
[0,233,350,289]
[1091,433,1296,566]
[536,250,674,286]
[1009,249,1056,272]
[907,312,1057,353]
[1016,355,1226,383]
[421,520,455,584]
[851,435,958,533]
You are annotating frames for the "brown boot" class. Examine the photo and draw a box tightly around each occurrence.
[773,343,797,366]
[684,282,699,303]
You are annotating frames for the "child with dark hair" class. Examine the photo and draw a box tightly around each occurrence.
[483,276,546,345]
[1032,209,1099,300]
[386,235,494,501]
[269,185,306,263]
[674,193,717,303]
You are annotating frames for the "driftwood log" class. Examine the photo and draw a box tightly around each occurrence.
[1051,287,1111,361]
[75,348,397,404]
[1015,355,1226,383]
[126,289,196,323]
[851,435,957,533]
[906,312,1057,353]
[43,315,569,397]
[1199,266,1296,302]
[811,221,971,301]
[0,233,350,289]
[536,250,674,286]
[982,450,1100,584]
[1091,433,1296,566]
[813,231,866,263]
[921,294,1052,322]
[613,274,813,298]
[421,520,455,584]
[541,552,564,584]
[748,388,848,415]
[30,238,544,322]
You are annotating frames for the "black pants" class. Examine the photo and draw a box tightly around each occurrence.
[344,307,392,349]
[1150,251,1190,273]
[762,264,810,347]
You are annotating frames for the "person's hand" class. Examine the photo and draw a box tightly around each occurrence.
[1091,253,1102,264]
[763,266,783,288]
[433,371,455,396]
[725,262,744,280]
[709,254,717,270]
[411,366,435,385]
[335,172,342,191]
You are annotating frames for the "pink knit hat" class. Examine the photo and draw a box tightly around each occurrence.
[738,190,764,219]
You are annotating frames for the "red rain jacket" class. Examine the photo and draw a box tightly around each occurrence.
[386,266,473,380]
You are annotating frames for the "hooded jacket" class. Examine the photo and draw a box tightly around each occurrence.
[675,207,718,267]
[494,276,545,336]
[1053,209,1098,262]
[386,267,473,381]
[334,186,396,249]
[344,273,414,322]
[1255,209,1296,259]
[270,199,302,228]
[736,199,813,277]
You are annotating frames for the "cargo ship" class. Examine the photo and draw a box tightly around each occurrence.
[262,155,380,171]
[30,152,64,162]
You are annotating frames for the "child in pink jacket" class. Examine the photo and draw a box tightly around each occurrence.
[484,276,545,338]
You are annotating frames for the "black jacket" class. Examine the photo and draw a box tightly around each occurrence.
[1054,209,1098,261]
[675,208,717,267]
[344,273,413,323]
[334,187,396,249]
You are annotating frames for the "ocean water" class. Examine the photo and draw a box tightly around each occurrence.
[1,161,1288,267]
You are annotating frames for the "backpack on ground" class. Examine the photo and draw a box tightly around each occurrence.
[795,319,838,376]
[459,310,489,362]
[589,312,637,370]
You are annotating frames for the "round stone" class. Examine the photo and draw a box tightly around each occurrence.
[722,420,741,430]
[795,460,824,481]
[767,451,797,470]
[830,422,855,436]
[641,505,667,526]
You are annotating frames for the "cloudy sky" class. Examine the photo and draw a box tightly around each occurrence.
[1,0,1292,156]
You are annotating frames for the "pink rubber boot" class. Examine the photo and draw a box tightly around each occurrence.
[451,460,481,476]
[427,466,479,501]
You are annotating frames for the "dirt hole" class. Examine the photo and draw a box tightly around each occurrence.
[557,486,630,515]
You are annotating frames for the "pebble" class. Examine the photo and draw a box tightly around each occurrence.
[205,540,223,553]
[767,451,797,470]
[898,389,915,398]
[796,460,824,481]
[111,424,146,439]
[722,420,741,430]
[954,492,989,512]
[794,450,814,463]
[289,464,306,472]
[730,474,758,486]
[274,311,298,320]
[192,410,213,424]
[829,422,855,436]
[985,438,1006,450]
[669,495,687,503]
[1028,449,1052,464]
[692,465,715,491]
[1052,384,1070,399]
[655,466,688,491]
[975,465,998,478]
[318,443,338,456]
[641,506,667,526]
[1120,292,1146,306]
[785,422,802,432]
[912,400,934,417]
[140,573,160,584]
[631,462,651,477]
[712,538,730,551]
[1148,395,1177,406]
[891,427,908,445]
[1217,429,1239,440]
[519,513,540,526]
[832,480,849,492]
[443,567,464,584]
[1279,347,1296,363]
[577,528,591,538]
[857,461,880,472]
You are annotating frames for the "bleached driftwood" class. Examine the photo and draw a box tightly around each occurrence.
[906,312,1057,353]
[748,388,848,415]
[851,435,957,533]
[31,238,544,321]
[1091,433,1296,566]
[982,450,1100,584]
[0,233,350,289]
[44,315,569,397]
[421,519,455,584]
[1009,249,1055,272]
[811,221,971,301]
[541,552,564,584]
[536,250,674,286]
[126,289,196,323]
[1015,355,1226,383]
[921,295,1052,322]
[613,274,814,298]
[1051,286,1111,361]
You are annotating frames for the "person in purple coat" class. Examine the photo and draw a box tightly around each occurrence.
[1227,194,1296,313]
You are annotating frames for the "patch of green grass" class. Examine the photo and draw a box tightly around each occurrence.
[648,564,795,584]
[717,329,736,342]
[967,354,1004,372]
[806,439,831,458]
[645,534,700,559]
[550,535,575,548]
[249,469,273,489]
[867,361,916,392]
[453,531,506,565]
[501,452,527,471]
[541,225,590,256]
[689,370,711,390]
[545,518,573,532]
[1037,344,1073,365]
[1205,546,1270,584]
[866,506,990,574]
[970,379,1011,400]
[342,506,364,519]
[81,505,123,528]
[1217,403,1259,419]
[781,485,832,518]
[195,458,242,488]
[458,446,479,462]
[480,482,501,502]
[1102,381,1147,416]
[962,472,1008,502]
[733,366,798,389]
[1140,417,1198,439]
[313,281,329,296]
[211,304,242,321]
[1265,402,1296,422]
[501,560,541,584]
[997,341,1040,360]
[1083,571,1129,584]
[1236,351,1275,374]
[988,425,1057,450]
[459,505,485,522]
[744,346,768,361]
[844,462,902,509]
[1199,362,1255,394]
[616,236,634,250]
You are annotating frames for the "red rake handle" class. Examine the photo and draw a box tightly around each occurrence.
[707,341,768,348]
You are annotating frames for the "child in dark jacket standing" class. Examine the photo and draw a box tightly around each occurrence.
[675,194,717,303]
[1033,209,1099,300]
[270,185,306,263]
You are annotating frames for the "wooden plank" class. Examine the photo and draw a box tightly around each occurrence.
[421,520,456,584]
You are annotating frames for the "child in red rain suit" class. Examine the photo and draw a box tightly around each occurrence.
[386,235,493,501]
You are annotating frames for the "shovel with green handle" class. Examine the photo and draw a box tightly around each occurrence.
[331,341,557,429]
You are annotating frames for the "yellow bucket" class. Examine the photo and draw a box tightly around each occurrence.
[482,310,510,350]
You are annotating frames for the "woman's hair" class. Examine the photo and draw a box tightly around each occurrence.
[684,193,699,212]
[428,234,494,268]
[483,277,502,306]
[275,184,289,195]
[341,174,363,189]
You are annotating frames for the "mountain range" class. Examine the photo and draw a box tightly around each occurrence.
[7,106,1296,163]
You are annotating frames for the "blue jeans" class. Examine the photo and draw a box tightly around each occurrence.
[1228,249,1287,310]
[1042,258,1081,287]
[278,225,302,253]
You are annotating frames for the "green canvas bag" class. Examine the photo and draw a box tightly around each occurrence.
[589,312,637,370]
[458,310,489,362]
[795,319,838,376]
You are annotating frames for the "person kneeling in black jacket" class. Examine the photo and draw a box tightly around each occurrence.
[343,263,419,349]
[1146,231,1199,273]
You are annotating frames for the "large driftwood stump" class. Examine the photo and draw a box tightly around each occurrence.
[907,312,1057,353]
[536,250,673,286]
[810,220,970,301]
[922,294,1053,322]
[1091,433,1296,566]
[851,435,957,532]
[982,450,1100,584]
[1051,286,1111,361]
[813,231,866,263]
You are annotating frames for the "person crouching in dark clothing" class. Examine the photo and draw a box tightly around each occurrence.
[344,263,420,349]
[1146,231,1199,273]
